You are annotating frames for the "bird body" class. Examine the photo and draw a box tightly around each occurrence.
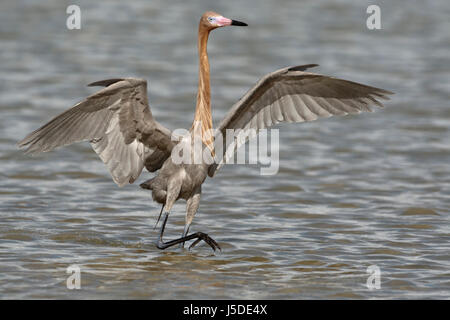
[18,12,393,251]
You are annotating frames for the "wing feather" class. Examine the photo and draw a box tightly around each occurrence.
[18,78,176,186]
[209,64,393,176]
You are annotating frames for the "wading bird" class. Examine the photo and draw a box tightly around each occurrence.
[18,11,393,251]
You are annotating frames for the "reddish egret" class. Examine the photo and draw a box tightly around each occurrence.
[18,11,393,251]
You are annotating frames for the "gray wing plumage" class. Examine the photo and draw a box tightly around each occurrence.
[208,64,393,176]
[18,78,176,187]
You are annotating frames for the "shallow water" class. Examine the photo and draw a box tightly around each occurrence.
[0,0,449,299]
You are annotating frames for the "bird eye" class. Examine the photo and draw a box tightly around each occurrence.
[207,17,214,23]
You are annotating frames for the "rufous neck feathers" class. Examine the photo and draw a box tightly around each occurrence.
[192,26,214,154]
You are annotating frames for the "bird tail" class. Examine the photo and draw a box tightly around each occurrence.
[139,178,155,190]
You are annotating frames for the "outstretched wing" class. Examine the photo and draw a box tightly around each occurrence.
[18,78,176,186]
[208,64,393,176]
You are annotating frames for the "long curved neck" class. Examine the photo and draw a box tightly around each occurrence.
[192,26,214,152]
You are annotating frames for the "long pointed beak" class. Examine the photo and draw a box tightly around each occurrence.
[216,16,248,27]
[231,19,248,26]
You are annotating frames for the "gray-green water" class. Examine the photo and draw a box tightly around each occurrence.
[0,0,449,299]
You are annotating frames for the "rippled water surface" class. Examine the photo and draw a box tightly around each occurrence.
[1,0,449,299]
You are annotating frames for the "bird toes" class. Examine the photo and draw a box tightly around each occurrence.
[188,232,221,252]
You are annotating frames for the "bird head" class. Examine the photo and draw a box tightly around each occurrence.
[200,11,248,31]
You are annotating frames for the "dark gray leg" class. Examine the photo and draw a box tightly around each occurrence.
[153,205,165,230]
[179,223,190,248]
[154,178,220,251]
[155,213,220,251]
